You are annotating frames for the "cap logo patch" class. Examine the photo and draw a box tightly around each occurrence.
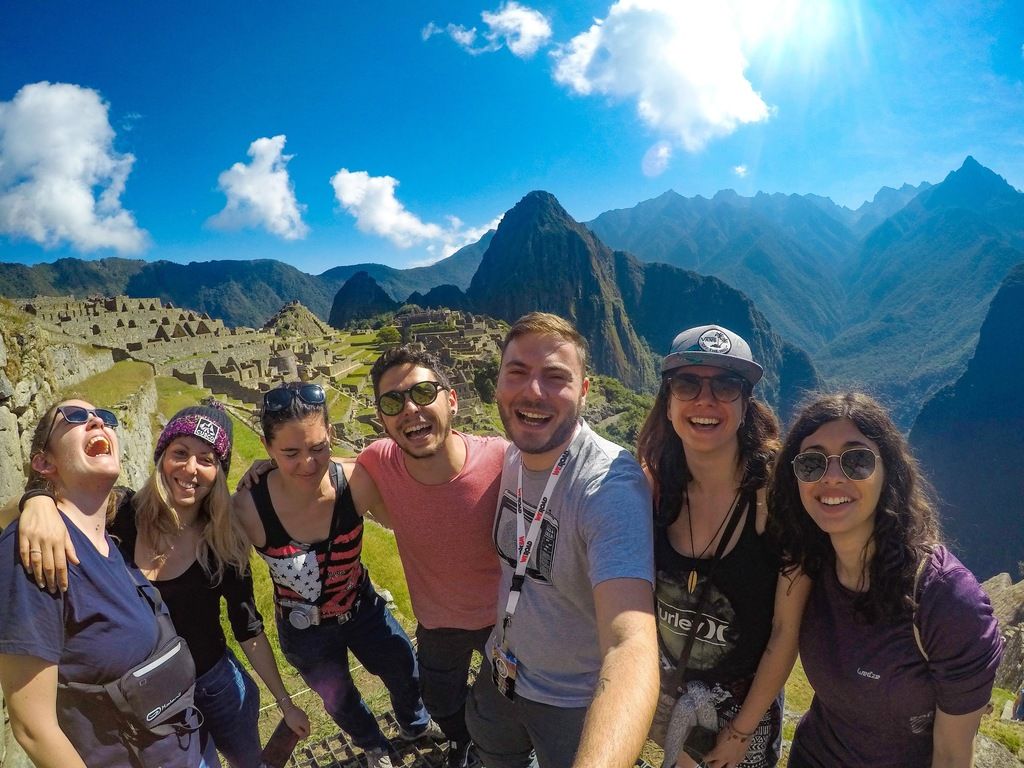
[192,416,220,445]
[698,329,732,354]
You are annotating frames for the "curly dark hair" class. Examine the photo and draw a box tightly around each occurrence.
[767,392,941,623]
[636,374,780,527]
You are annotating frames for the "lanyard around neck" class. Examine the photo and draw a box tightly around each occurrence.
[500,423,580,647]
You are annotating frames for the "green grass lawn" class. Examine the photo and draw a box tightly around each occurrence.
[67,360,154,406]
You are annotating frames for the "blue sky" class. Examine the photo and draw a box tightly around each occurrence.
[1,0,1022,274]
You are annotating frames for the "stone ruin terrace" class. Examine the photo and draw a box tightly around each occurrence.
[22,295,506,450]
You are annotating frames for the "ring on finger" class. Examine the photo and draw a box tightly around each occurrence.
[29,548,43,554]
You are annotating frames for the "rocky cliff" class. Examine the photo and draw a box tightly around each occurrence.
[911,262,1024,578]
[467,191,659,391]
[0,301,156,506]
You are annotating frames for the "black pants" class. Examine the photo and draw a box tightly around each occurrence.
[415,624,492,744]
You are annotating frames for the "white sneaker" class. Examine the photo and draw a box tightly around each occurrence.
[397,718,446,742]
[364,746,395,768]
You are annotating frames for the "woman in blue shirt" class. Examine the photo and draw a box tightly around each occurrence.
[0,399,199,767]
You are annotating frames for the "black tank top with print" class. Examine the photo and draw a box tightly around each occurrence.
[250,462,365,616]
[654,491,779,685]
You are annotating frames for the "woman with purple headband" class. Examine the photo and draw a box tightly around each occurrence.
[19,402,310,767]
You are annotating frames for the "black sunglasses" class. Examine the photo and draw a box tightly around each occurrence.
[44,405,119,448]
[667,373,746,403]
[262,384,327,413]
[376,381,447,417]
[792,448,881,483]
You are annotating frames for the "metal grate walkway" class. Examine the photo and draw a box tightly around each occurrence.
[284,712,655,768]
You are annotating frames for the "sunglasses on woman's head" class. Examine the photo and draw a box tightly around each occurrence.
[792,448,880,483]
[44,405,119,447]
[376,381,447,417]
[262,384,326,413]
[667,372,746,403]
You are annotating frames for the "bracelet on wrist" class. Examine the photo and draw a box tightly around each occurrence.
[275,694,292,710]
[726,722,754,742]
[19,488,56,514]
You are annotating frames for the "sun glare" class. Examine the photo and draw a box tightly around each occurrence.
[734,0,860,86]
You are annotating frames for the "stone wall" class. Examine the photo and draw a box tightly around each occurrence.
[115,377,158,492]
[0,306,160,506]
[0,321,116,506]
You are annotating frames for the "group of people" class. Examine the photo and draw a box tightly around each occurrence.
[0,310,1006,768]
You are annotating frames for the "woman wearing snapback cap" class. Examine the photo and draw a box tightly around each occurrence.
[637,326,809,768]
[18,401,310,767]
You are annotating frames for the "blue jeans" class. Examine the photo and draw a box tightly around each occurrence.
[195,648,262,768]
[277,583,429,750]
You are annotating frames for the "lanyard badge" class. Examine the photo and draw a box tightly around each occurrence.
[494,425,579,700]
[491,645,519,699]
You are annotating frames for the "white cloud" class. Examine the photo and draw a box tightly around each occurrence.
[0,81,148,253]
[641,141,673,176]
[423,2,552,58]
[552,0,772,153]
[208,135,308,240]
[330,168,499,259]
[482,2,553,56]
[733,164,748,177]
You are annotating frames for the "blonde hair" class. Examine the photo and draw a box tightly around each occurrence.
[132,452,251,585]
[26,400,119,524]
[502,312,589,373]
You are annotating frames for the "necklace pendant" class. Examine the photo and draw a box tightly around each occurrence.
[687,569,698,594]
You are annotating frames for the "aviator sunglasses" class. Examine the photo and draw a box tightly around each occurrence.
[667,372,747,403]
[44,405,119,447]
[262,384,327,413]
[792,448,881,483]
[376,381,448,417]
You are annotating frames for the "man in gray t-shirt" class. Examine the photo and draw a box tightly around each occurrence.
[466,312,657,768]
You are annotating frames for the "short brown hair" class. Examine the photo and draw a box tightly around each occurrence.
[370,346,451,397]
[501,312,589,374]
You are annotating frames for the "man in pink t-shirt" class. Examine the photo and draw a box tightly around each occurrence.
[352,347,506,768]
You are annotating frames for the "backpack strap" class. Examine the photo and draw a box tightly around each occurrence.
[911,554,930,662]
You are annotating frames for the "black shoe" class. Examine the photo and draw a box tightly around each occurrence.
[446,740,473,768]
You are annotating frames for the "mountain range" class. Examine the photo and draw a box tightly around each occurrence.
[0,232,493,330]
[3,156,1022,429]
[589,157,1024,426]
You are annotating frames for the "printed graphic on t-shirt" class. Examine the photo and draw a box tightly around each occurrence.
[656,570,736,672]
[494,489,558,583]
[909,710,935,735]
[259,546,322,601]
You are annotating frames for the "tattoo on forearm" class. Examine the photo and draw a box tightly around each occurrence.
[595,676,610,696]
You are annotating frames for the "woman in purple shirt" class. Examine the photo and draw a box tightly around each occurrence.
[769,392,1003,768]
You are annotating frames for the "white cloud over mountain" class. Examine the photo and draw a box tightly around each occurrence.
[0,81,148,253]
[208,135,309,240]
[552,0,772,153]
[423,2,552,58]
[330,168,498,260]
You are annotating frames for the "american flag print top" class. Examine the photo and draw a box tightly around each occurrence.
[251,461,366,616]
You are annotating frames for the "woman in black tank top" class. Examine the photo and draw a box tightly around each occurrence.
[233,383,440,768]
[636,326,810,768]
